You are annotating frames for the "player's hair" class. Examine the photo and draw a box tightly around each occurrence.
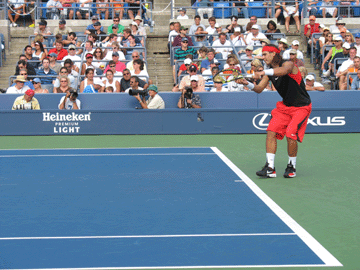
[265,44,282,67]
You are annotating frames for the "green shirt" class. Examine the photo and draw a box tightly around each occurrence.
[107,24,125,34]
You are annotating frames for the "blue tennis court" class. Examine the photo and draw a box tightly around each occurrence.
[0,147,341,269]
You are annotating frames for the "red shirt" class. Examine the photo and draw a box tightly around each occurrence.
[304,23,320,37]
[104,61,126,73]
[48,48,68,60]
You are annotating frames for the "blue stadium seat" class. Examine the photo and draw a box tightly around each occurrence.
[247,2,266,18]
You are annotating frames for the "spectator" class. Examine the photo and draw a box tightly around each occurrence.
[225,16,244,34]
[123,34,143,56]
[32,41,47,62]
[350,69,360,90]
[134,84,165,109]
[189,15,206,36]
[103,33,119,47]
[304,15,321,56]
[88,22,107,42]
[85,16,104,34]
[120,28,142,47]
[210,80,228,92]
[177,8,189,20]
[172,26,194,47]
[92,47,106,75]
[36,58,58,92]
[330,16,345,33]
[46,0,63,19]
[197,47,208,63]
[113,0,124,20]
[305,75,325,91]
[125,75,144,93]
[343,32,355,49]
[104,42,126,61]
[105,86,114,92]
[322,36,343,78]
[60,0,75,19]
[299,66,308,81]
[289,49,304,67]
[177,77,202,109]
[126,50,147,72]
[173,64,205,92]
[54,66,76,90]
[54,19,73,36]
[336,52,359,90]
[63,32,77,48]
[283,40,304,60]
[79,68,102,92]
[245,25,267,47]
[174,38,197,61]
[96,0,109,19]
[248,16,262,32]
[212,32,232,59]
[130,22,141,36]
[205,17,217,35]
[197,0,214,20]
[108,60,124,81]
[178,57,196,78]
[126,0,141,20]
[232,0,248,19]
[78,40,95,58]
[7,0,25,27]
[247,58,263,76]
[48,41,68,60]
[265,20,280,38]
[194,26,208,46]
[104,51,126,73]
[354,33,360,55]
[120,69,148,92]
[7,76,30,94]
[34,20,52,45]
[33,77,49,93]
[240,45,254,69]
[54,75,75,93]
[201,49,217,73]
[253,38,270,57]
[102,69,121,92]
[225,56,241,72]
[108,16,125,34]
[59,90,80,110]
[228,76,248,92]
[131,58,150,83]
[321,0,338,18]
[215,23,222,34]
[24,45,34,62]
[278,38,289,57]
[81,53,96,75]
[76,0,92,20]
[48,53,62,74]
[231,27,245,47]
[15,58,36,78]
[12,89,40,110]
[134,15,146,36]
[62,44,82,70]
[168,22,181,48]
[63,59,80,84]
[282,0,300,34]
[11,68,34,90]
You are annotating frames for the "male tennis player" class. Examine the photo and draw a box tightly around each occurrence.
[238,44,312,178]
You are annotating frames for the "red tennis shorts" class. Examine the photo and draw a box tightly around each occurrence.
[267,101,312,143]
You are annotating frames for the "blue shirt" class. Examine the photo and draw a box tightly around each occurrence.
[351,76,360,90]
[36,68,58,85]
[86,24,104,32]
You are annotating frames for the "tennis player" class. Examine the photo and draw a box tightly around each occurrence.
[238,44,312,178]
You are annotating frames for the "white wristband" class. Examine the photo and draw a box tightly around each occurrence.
[264,69,274,76]
[247,82,255,90]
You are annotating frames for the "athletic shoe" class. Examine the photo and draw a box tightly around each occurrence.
[13,22,18,27]
[256,162,276,178]
[322,69,330,78]
[29,24,35,28]
[283,163,296,178]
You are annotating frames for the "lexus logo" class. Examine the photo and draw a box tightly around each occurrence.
[252,113,271,130]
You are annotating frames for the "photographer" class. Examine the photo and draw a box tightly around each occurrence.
[125,76,144,93]
[58,90,81,110]
[134,84,165,109]
[12,90,40,110]
[178,76,202,109]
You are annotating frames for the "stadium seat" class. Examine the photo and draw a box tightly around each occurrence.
[247,2,266,18]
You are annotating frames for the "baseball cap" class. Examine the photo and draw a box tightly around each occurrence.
[181,37,189,42]
[343,43,351,49]
[33,78,41,83]
[112,52,119,57]
[59,19,66,25]
[334,35,343,41]
[323,27,330,31]
[319,23,325,28]
[86,53,93,58]
[215,23,221,28]
[178,7,186,12]
[355,33,360,38]
[278,38,288,46]
[290,49,297,54]
[251,24,259,30]
[180,26,188,31]
[148,84,158,92]
[93,21,101,26]
[234,27,241,32]
[246,45,254,51]
[189,64,197,71]
[213,59,220,65]
[261,38,270,45]
[25,89,35,97]
[134,15,142,22]
[184,58,192,65]
[68,44,76,50]
[91,15,99,20]
[292,40,300,46]
[190,75,199,81]
[305,75,315,81]
[49,52,57,57]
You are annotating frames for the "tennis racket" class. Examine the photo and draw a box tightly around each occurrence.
[213,69,243,83]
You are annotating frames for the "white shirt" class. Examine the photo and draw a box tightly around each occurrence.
[168,30,179,42]
[283,49,304,60]
[58,96,81,110]
[212,39,232,59]
[338,58,354,73]
[245,32,267,46]
[146,94,165,109]
[104,50,126,61]
[62,54,82,69]
[6,85,30,94]
[177,14,189,20]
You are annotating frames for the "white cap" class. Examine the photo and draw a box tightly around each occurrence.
[334,35,343,41]
[190,75,199,81]
[305,75,315,81]
[246,45,254,50]
[278,38,288,45]
[234,27,241,32]
[213,59,219,64]
[292,40,300,45]
[319,23,325,28]
[251,24,259,30]
[343,43,351,49]
[215,23,220,28]
[184,58,192,65]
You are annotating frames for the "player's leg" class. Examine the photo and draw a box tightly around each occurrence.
[284,136,298,178]
[256,131,278,178]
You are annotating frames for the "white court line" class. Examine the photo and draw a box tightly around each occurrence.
[0,233,296,241]
[0,153,216,158]
[0,146,212,151]
[211,147,342,267]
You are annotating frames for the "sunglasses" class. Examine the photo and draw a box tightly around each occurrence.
[113,20,119,22]
[60,80,67,83]
[20,73,27,75]
[110,65,116,68]
[123,73,130,75]
[33,82,39,84]
[86,57,93,59]
[60,71,67,73]
[182,41,188,43]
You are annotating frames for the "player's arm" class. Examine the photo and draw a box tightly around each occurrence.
[238,75,270,94]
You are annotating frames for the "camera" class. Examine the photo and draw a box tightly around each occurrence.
[14,103,32,110]
[69,90,78,99]
[128,89,148,96]
[184,87,193,100]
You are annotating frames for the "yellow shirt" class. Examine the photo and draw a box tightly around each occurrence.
[12,96,41,110]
